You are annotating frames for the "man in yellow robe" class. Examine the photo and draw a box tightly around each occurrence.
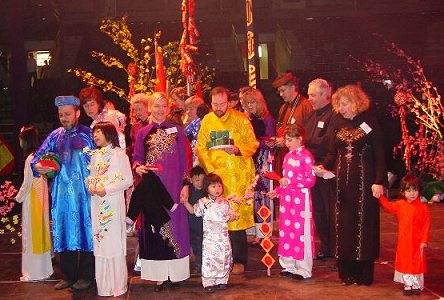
[197,86,259,274]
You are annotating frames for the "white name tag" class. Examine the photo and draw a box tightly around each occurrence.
[317,121,325,128]
[290,117,296,124]
[360,122,372,134]
[165,127,178,135]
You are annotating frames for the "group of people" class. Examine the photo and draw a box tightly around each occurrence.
[14,72,430,297]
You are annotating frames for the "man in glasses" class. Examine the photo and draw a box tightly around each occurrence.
[267,72,312,177]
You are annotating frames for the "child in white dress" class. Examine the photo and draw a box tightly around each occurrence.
[16,126,53,281]
[86,121,133,297]
[182,173,238,293]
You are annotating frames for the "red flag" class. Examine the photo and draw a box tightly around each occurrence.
[154,38,167,93]
[195,81,203,98]
[0,134,14,175]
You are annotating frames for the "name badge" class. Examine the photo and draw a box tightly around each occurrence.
[290,117,296,124]
[317,121,325,128]
[165,127,178,135]
[360,122,372,134]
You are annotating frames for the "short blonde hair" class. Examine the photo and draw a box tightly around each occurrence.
[332,84,370,115]
[148,92,169,108]
[130,93,149,107]
[239,88,270,119]
[184,95,204,108]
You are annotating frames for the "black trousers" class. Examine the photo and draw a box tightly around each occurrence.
[311,177,336,256]
[229,230,248,266]
[60,250,95,281]
[337,259,375,285]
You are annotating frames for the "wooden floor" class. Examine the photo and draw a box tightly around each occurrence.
[0,202,443,299]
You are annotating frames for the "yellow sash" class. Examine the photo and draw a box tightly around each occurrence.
[30,177,51,254]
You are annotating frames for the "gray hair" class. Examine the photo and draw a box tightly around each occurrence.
[308,78,332,99]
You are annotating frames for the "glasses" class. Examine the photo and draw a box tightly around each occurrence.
[277,86,288,94]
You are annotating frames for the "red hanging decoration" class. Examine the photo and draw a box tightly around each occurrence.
[180,0,199,81]
[154,33,167,93]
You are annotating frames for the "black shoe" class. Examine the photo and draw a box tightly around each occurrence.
[403,288,413,296]
[280,271,293,278]
[341,278,354,286]
[71,279,93,291]
[291,274,305,280]
[215,284,227,290]
[54,279,76,290]
[154,283,165,292]
[204,286,216,293]
[168,281,180,289]
[314,252,330,260]
[412,288,421,295]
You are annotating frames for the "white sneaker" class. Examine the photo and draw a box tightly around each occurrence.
[134,256,141,272]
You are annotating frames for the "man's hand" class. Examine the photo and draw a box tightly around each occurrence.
[34,162,55,175]
[223,145,240,156]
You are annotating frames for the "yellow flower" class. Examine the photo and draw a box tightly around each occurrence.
[11,239,16,244]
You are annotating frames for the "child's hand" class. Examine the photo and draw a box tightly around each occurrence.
[420,243,427,257]
[279,177,289,187]
[267,190,278,199]
[228,210,240,221]
[95,187,106,197]
[180,185,189,203]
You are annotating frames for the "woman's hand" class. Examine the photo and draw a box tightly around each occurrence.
[135,165,149,176]
[274,136,285,147]
[88,185,96,195]
[95,187,106,197]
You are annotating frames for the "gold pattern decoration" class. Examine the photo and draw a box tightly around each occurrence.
[145,129,177,165]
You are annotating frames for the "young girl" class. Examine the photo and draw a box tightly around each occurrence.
[15,126,53,281]
[379,174,430,296]
[182,173,237,293]
[268,124,316,280]
[86,121,133,297]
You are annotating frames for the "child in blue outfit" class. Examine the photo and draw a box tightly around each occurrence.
[186,166,206,273]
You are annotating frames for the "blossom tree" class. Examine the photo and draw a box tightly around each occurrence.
[69,15,214,105]
[357,34,443,180]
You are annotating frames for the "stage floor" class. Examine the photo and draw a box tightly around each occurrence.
[0,202,443,299]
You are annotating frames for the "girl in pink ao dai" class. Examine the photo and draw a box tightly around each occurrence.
[268,124,316,280]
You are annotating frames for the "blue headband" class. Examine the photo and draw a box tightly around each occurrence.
[54,96,80,107]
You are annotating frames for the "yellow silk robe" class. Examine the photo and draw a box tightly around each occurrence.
[197,109,259,231]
